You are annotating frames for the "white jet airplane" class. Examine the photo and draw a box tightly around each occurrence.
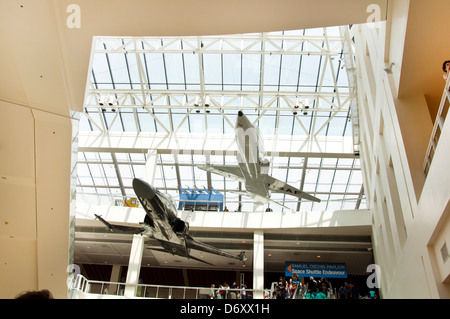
[197,111,320,208]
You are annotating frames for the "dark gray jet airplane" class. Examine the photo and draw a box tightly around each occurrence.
[95,178,246,266]
[198,111,321,207]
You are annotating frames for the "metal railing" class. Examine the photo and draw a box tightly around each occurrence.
[69,275,269,299]
[423,74,450,176]
[269,281,336,299]
[69,275,340,299]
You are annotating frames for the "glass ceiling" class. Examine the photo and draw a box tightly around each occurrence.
[77,26,366,212]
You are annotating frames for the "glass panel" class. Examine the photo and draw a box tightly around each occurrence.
[144,52,166,84]
[242,54,261,86]
[280,55,301,87]
[107,53,132,86]
[120,111,137,132]
[164,53,185,84]
[79,29,364,212]
[203,53,222,84]
[92,54,112,84]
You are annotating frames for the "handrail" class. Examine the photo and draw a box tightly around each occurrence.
[422,73,450,175]
[70,275,341,299]
[69,274,270,299]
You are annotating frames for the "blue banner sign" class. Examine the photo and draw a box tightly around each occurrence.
[285,261,347,278]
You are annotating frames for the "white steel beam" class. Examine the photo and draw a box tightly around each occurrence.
[93,34,346,56]
[77,131,356,156]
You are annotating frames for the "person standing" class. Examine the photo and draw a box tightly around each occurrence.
[277,276,288,299]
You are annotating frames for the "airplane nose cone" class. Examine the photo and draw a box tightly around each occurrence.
[133,178,157,199]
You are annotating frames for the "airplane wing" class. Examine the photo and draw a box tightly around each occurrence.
[94,214,145,234]
[227,190,248,196]
[268,199,291,210]
[197,165,245,182]
[147,247,215,266]
[266,176,321,202]
[185,234,247,263]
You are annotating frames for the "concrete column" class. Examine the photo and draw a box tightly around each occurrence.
[124,234,145,297]
[182,268,189,287]
[122,150,157,297]
[109,265,121,295]
[145,149,157,184]
[253,230,264,299]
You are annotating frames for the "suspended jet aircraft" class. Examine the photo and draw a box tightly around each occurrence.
[95,178,246,266]
[198,111,321,207]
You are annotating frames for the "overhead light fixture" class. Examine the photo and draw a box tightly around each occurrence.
[108,95,117,106]
[98,95,107,106]
[293,97,301,115]
[194,95,201,113]
[205,95,211,113]
[204,95,210,107]
[303,105,309,115]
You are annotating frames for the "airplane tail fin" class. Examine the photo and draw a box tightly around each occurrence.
[94,214,113,231]
[238,251,247,263]
[94,214,144,234]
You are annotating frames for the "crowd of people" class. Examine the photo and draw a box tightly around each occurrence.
[271,275,332,299]
[270,275,378,300]
[207,281,250,299]
[337,281,377,299]
[205,275,377,300]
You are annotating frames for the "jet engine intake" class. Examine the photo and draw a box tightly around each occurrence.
[172,218,187,233]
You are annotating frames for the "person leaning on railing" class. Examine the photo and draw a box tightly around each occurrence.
[443,60,450,100]
[443,60,450,81]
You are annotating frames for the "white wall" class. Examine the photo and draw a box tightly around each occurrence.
[76,202,372,230]
[353,7,450,298]
[0,101,73,299]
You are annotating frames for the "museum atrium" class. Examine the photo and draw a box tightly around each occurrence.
[73,25,371,296]
[1,0,449,299]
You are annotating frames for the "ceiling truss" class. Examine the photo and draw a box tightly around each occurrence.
[77,27,365,213]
